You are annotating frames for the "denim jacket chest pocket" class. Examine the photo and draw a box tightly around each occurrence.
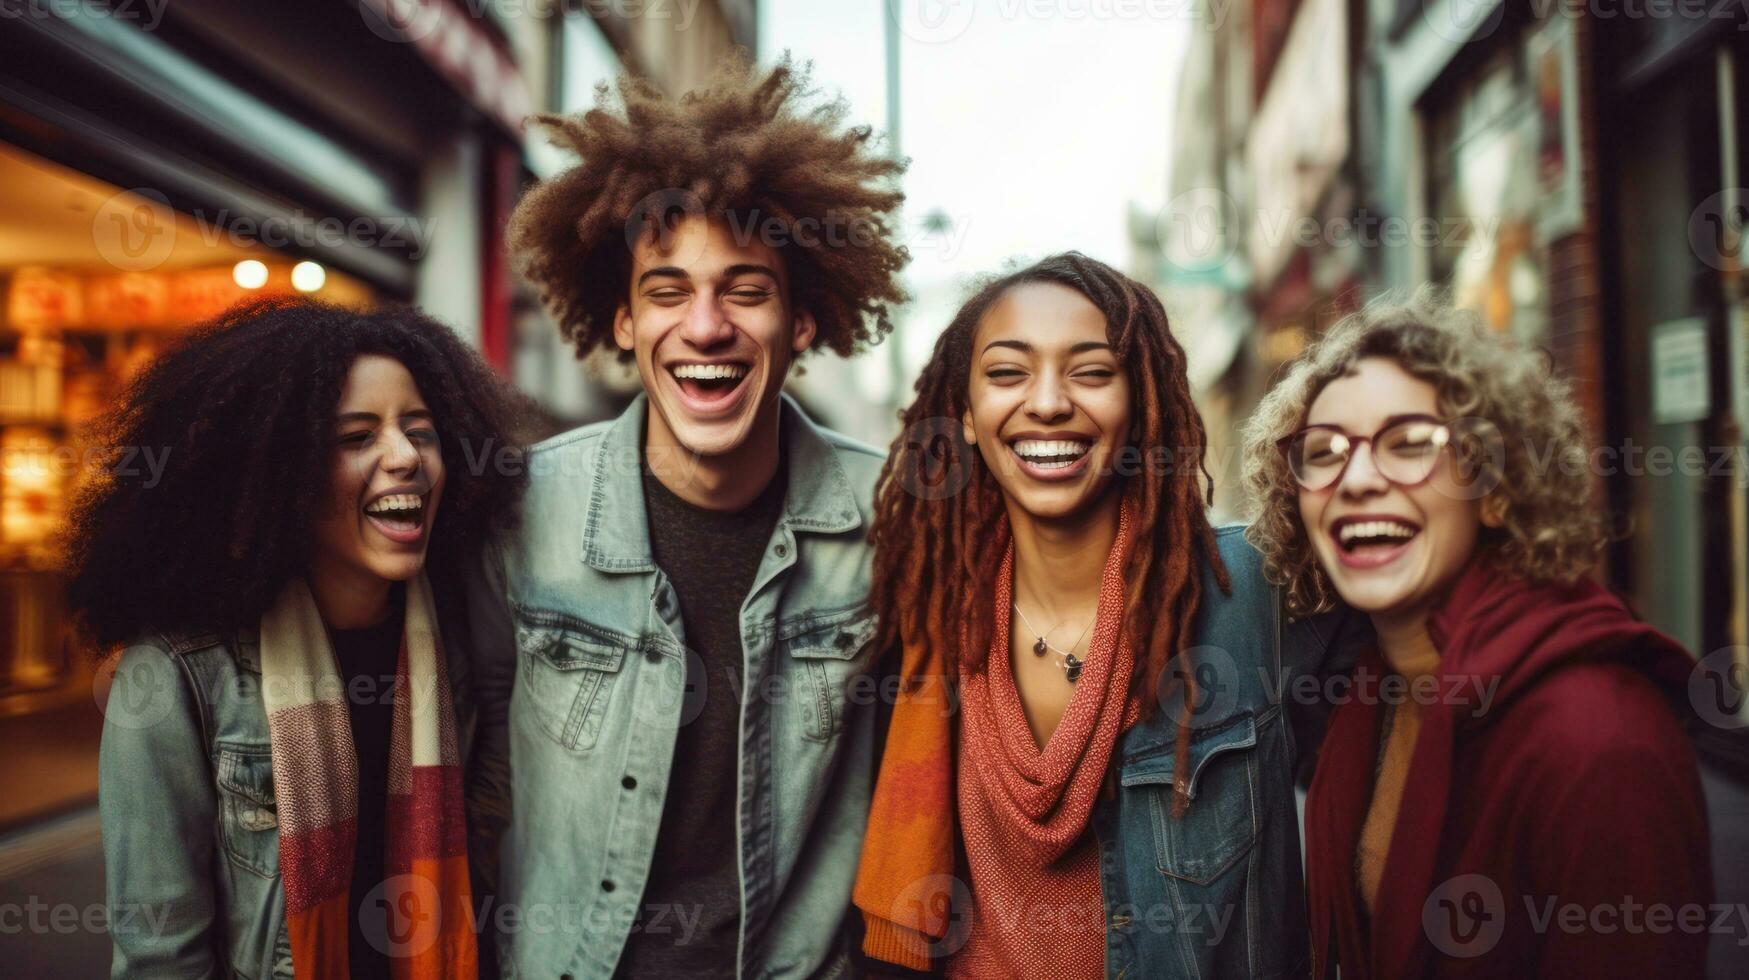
[514,607,629,752]
[1120,708,1271,886]
[778,606,877,742]
[216,743,280,879]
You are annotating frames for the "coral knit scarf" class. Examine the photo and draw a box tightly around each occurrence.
[258,573,478,979]
[856,503,1141,975]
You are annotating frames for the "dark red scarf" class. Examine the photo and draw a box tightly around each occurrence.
[1304,555,1697,979]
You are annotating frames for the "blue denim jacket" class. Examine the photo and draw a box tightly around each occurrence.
[97,623,479,979]
[465,394,884,979]
[1093,525,1360,979]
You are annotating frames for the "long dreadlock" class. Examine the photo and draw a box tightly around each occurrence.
[867,252,1231,813]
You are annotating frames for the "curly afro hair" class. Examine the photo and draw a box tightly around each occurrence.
[62,298,537,651]
[508,54,909,359]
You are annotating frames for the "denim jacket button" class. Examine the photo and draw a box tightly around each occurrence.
[645,649,662,665]
[601,880,615,892]
[622,775,637,790]
[774,543,788,558]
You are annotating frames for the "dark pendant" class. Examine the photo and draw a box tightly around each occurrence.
[1033,637,1048,656]
[1064,654,1082,683]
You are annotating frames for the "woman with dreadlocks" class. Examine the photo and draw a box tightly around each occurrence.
[853,253,1363,978]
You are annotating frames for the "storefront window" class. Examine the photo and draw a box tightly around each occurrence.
[0,142,373,829]
[1426,17,1582,344]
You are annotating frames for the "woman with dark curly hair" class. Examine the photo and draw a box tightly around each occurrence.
[1240,289,1712,978]
[855,253,1362,978]
[70,298,531,979]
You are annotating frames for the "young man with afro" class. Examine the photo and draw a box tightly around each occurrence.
[464,58,909,978]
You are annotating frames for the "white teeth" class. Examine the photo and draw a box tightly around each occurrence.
[365,493,424,515]
[672,363,748,381]
[1338,520,1418,545]
[1011,439,1092,462]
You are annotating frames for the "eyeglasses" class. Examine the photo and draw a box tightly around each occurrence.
[1276,415,1453,492]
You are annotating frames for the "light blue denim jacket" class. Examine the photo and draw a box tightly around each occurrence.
[465,393,884,979]
[97,622,479,979]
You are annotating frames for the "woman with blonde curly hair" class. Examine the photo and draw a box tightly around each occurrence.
[1241,289,1712,978]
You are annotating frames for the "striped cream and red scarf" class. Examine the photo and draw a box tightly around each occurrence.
[258,573,477,979]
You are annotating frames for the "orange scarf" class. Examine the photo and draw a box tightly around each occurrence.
[259,574,478,978]
[856,503,1140,972]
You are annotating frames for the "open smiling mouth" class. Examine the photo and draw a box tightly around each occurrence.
[670,362,751,407]
[1331,516,1421,566]
[1009,438,1093,477]
[363,492,427,542]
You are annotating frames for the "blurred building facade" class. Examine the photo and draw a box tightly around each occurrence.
[1151,0,1749,689]
[1148,6,1749,965]
[0,0,748,844]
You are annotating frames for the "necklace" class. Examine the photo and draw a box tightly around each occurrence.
[1012,601,1094,683]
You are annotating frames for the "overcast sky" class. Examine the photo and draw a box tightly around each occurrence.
[761,0,1190,392]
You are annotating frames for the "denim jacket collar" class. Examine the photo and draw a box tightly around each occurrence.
[580,391,863,573]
